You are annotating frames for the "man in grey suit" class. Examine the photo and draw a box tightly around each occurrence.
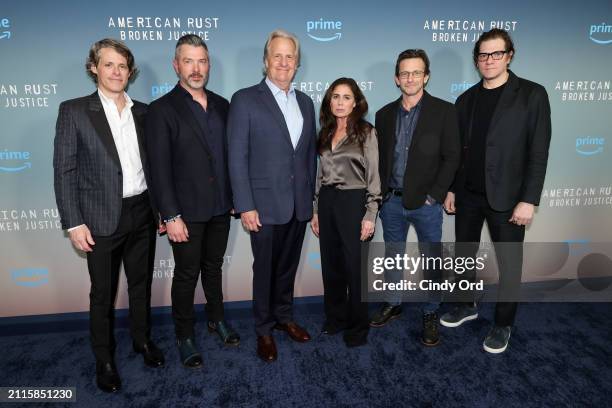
[228,29,317,363]
[53,39,164,393]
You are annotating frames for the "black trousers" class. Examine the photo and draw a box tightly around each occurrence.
[455,188,525,326]
[318,187,369,342]
[86,191,156,363]
[170,214,230,339]
[250,214,307,336]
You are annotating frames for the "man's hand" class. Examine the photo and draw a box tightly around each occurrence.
[167,218,189,242]
[241,210,262,232]
[360,220,375,241]
[69,225,95,252]
[509,202,535,226]
[443,192,456,214]
[311,214,319,237]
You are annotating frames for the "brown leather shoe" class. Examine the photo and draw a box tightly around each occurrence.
[274,322,311,342]
[256,335,277,363]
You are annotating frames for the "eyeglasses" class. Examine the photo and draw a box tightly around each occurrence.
[476,50,508,62]
[398,70,425,79]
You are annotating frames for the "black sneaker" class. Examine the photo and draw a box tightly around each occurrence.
[421,311,440,346]
[439,303,478,328]
[483,325,512,354]
[369,303,402,328]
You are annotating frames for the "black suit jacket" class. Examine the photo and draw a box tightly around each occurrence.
[145,85,231,222]
[53,91,152,236]
[453,71,552,211]
[376,91,461,209]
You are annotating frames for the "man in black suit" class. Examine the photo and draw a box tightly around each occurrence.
[371,49,460,346]
[441,29,551,354]
[53,39,164,393]
[146,34,239,369]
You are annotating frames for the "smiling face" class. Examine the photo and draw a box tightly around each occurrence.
[330,84,356,119]
[477,38,513,85]
[173,44,210,92]
[91,47,130,96]
[394,57,429,98]
[265,37,297,91]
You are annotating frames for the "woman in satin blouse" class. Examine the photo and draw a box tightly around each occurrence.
[311,77,381,347]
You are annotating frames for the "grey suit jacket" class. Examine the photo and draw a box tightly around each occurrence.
[53,91,151,236]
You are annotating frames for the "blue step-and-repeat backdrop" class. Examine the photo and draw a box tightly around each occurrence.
[1,0,611,317]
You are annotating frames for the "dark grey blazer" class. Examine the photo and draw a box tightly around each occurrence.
[53,91,152,236]
[376,91,461,209]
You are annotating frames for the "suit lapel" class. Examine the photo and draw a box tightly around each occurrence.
[408,92,430,153]
[386,98,401,165]
[86,92,121,168]
[168,86,213,156]
[257,80,293,149]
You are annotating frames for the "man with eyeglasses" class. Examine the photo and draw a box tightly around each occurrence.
[442,28,551,353]
[371,49,460,347]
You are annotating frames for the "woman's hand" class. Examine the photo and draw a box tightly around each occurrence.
[360,220,375,241]
[311,214,320,238]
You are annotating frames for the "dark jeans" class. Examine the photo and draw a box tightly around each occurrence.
[250,214,307,336]
[87,191,156,363]
[318,186,370,343]
[171,214,230,339]
[455,188,525,326]
[379,193,443,311]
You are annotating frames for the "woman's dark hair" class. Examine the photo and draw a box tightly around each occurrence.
[318,77,371,153]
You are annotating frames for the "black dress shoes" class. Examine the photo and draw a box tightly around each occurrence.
[369,303,402,328]
[96,360,121,393]
[176,337,203,369]
[208,321,240,346]
[421,311,440,347]
[133,340,165,367]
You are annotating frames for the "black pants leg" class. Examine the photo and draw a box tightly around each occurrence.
[87,192,156,363]
[319,187,369,342]
[171,215,230,339]
[455,189,525,325]
[200,215,230,322]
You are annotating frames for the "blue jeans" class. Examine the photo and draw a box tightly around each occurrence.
[379,194,442,312]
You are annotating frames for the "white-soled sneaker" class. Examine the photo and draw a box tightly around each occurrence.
[439,304,478,328]
[483,325,512,354]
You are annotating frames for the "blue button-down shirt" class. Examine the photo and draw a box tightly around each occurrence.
[265,77,303,149]
[389,97,423,189]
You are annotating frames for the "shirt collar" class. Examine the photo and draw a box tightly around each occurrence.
[399,94,424,114]
[176,82,214,108]
[265,77,295,97]
[97,88,133,111]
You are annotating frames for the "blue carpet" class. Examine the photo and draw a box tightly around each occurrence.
[1,302,611,407]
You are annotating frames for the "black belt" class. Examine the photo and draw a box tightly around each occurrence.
[389,188,403,196]
[122,190,148,203]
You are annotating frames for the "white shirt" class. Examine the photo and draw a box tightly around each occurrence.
[98,89,147,198]
[265,77,303,149]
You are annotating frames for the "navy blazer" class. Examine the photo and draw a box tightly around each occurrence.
[53,91,153,236]
[453,71,552,211]
[228,79,317,225]
[145,85,231,222]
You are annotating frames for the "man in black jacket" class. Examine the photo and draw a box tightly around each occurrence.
[146,34,239,369]
[371,49,460,346]
[441,29,551,353]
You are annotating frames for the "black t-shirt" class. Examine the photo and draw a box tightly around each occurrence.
[465,83,506,193]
